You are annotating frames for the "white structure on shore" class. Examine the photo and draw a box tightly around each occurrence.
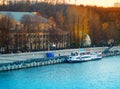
[84,35,91,47]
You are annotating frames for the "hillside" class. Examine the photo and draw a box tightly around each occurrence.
[0,3,120,47]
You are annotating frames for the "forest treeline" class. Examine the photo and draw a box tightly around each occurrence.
[0,2,120,47]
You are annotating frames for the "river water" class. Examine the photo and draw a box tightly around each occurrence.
[0,56,120,89]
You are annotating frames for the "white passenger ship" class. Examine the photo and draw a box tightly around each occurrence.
[67,49,102,62]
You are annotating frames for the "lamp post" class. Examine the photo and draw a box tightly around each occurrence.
[47,41,50,51]
[53,43,56,50]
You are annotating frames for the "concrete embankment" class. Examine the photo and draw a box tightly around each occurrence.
[0,56,67,71]
[0,46,120,72]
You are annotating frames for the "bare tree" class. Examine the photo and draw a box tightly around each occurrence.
[0,14,14,53]
[21,14,41,51]
[21,15,33,51]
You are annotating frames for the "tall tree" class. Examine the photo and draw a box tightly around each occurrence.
[0,14,14,53]
[21,15,33,51]
[56,11,64,29]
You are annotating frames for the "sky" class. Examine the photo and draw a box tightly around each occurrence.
[69,0,120,7]
[9,0,120,7]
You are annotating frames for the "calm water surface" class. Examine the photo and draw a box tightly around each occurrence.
[0,56,120,89]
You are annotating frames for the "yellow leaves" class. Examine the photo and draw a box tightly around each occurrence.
[83,18,89,34]
[102,22,109,30]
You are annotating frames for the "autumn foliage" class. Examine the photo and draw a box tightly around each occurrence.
[0,2,120,47]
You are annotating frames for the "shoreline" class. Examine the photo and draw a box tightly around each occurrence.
[0,46,120,72]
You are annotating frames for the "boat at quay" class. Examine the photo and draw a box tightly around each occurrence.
[0,46,120,72]
[67,49,102,62]
[0,56,120,89]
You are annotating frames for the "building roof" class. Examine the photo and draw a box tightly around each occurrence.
[0,11,48,23]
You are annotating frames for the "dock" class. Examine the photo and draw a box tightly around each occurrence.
[0,46,120,72]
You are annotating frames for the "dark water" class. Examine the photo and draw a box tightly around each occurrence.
[0,56,120,89]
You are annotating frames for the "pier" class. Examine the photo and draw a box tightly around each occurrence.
[0,46,120,72]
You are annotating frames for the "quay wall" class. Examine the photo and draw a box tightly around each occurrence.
[1,46,120,58]
[0,47,109,58]
[0,46,120,72]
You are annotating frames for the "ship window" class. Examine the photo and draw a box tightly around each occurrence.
[76,57,80,59]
